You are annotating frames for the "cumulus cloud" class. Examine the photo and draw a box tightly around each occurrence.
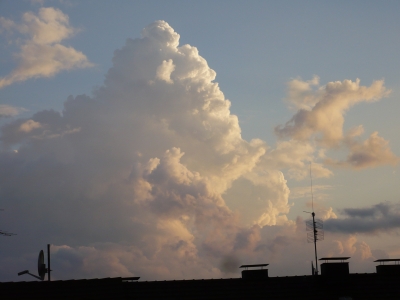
[0,20,396,281]
[284,75,321,111]
[275,77,397,171]
[318,207,338,221]
[0,20,292,281]
[325,202,400,234]
[276,77,390,146]
[0,7,92,89]
[18,119,42,132]
[327,131,399,169]
[262,139,332,180]
[156,59,176,83]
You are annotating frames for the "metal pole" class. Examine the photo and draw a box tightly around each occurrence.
[47,244,51,281]
[312,212,318,275]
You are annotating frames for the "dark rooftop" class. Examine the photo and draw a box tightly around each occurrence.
[319,257,351,261]
[239,264,269,268]
[374,258,400,263]
[2,273,400,299]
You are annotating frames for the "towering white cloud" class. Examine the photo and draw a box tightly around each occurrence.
[0,7,92,89]
[0,20,292,280]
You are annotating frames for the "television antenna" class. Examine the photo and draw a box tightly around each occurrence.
[0,209,16,236]
[18,244,51,281]
[0,229,16,236]
[304,163,324,275]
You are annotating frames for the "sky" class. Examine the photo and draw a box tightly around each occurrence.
[0,0,400,281]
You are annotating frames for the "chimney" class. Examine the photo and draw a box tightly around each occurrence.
[374,259,400,276]
[240,264,269,280]
[319,257,350,276]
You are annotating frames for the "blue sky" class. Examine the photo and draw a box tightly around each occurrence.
[0,0,400,281]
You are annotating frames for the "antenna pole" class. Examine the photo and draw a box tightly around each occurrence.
[310,163,314,212]
[47,244,51,281]
[312,212,319,275]
[304,163,323,275]
[310,162,318,274]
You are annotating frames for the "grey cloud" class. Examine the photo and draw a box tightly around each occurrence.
[219,255,240,274]
[325,202,400,234]
[255,235,291,256]
[343,132,398,168]
[343,203,390,218]
[371,249,389,260]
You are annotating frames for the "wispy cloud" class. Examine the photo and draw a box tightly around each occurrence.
[0,104,27,118]
[290,184,333,200]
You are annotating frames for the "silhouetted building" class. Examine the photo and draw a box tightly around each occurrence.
[2,273,400,299]
[320,257,350,277]
[240,263,269,280]
[2,259,400,299]
[375,258,400,276]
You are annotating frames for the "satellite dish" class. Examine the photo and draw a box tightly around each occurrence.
[38,250,46,280]
[18,245,51,281]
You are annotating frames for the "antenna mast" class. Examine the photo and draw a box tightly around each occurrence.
[305,163,324,275]
[0,209,16,236]
[310,163,314,212]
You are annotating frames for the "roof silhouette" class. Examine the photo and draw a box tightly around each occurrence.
[1,273,400,299]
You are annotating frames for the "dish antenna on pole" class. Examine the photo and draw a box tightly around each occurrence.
[304,163,324,275]
[18,244,51,281]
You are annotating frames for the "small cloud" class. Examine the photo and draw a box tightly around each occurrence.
[275,78,390,146]
[326,131,399,169]
[345,132,398,168]
[318,207,337,221]
[276,77,397,171]
[18,119,42,133]
[0,104,27,118]
[0,7,93,89]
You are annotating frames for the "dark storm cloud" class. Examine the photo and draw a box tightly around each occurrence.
[325,202,400,234]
